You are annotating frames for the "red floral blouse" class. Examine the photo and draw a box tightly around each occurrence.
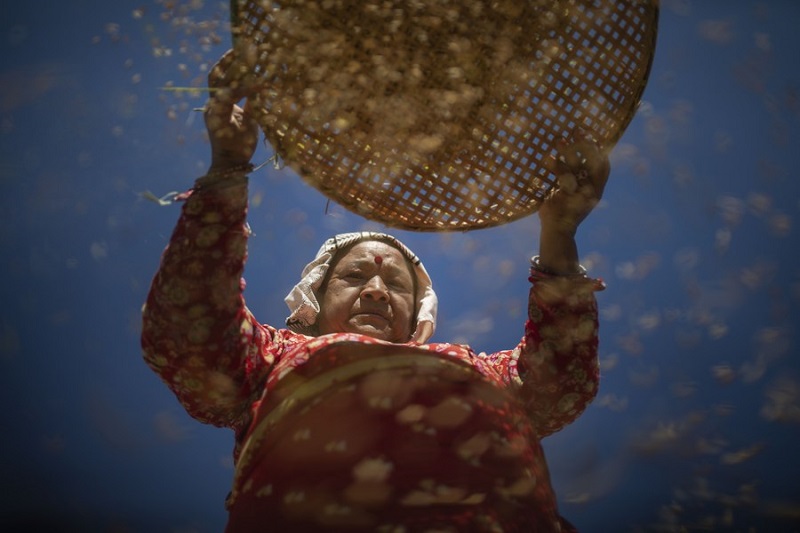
[142,182,602,532]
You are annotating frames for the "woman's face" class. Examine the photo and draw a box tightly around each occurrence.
[317,241,416,343]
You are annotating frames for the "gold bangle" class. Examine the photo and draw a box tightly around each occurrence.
[530,255,587,277]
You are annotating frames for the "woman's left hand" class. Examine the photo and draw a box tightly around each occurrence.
[539,128,610,236]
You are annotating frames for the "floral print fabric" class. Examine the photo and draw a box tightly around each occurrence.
[141,183,602,532]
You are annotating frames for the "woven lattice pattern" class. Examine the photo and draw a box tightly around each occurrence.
[231,0,658,231]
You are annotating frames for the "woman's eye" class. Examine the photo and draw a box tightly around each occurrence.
[387,279,410,292]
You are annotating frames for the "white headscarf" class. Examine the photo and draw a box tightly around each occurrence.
[285,232,437,341]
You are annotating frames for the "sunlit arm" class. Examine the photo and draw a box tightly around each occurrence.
[506,128,608,435]
[141,183,274,428]
[536,224,581,275]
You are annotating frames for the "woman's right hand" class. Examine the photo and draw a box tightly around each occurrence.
[539,128,610,236]
[204,49,260,173]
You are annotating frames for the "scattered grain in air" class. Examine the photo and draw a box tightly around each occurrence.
[720,443,764,465]
[746,192,771,216]
[105,23,120,38]
[714,228,732,252]
[671,381,697,398]
[754,32,772,52]
[673,248,699,271]
[599,353,619,371]
[761,377,800,423]
[628,365,659,387]
[714,129,733,152]
[636,310,661,331]
[90,242,108,260]
[597,393,628,412]
[711,365,736,385]
[739,359,767,384]
[769,212,791,236]
[615,261,636,280]
[698,19,734,45]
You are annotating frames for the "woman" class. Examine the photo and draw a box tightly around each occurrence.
[142,52,610,532]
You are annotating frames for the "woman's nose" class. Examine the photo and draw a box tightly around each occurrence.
[360,276,389,302]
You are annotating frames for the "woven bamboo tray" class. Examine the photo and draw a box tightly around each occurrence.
[230,0,658,231]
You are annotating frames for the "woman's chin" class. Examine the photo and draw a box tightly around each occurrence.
[347,317,393,341]
[349,326,390,341]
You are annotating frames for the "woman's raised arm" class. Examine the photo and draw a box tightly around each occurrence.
[141,50,275,429]
[516,129,610,436]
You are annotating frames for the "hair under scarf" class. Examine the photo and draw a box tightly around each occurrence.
[284,232,438,342]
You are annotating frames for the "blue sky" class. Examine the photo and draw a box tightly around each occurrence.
[1,1,799,531]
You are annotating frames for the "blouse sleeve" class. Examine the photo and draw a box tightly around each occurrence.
[141,181,279,430]
[486,272,603,438]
